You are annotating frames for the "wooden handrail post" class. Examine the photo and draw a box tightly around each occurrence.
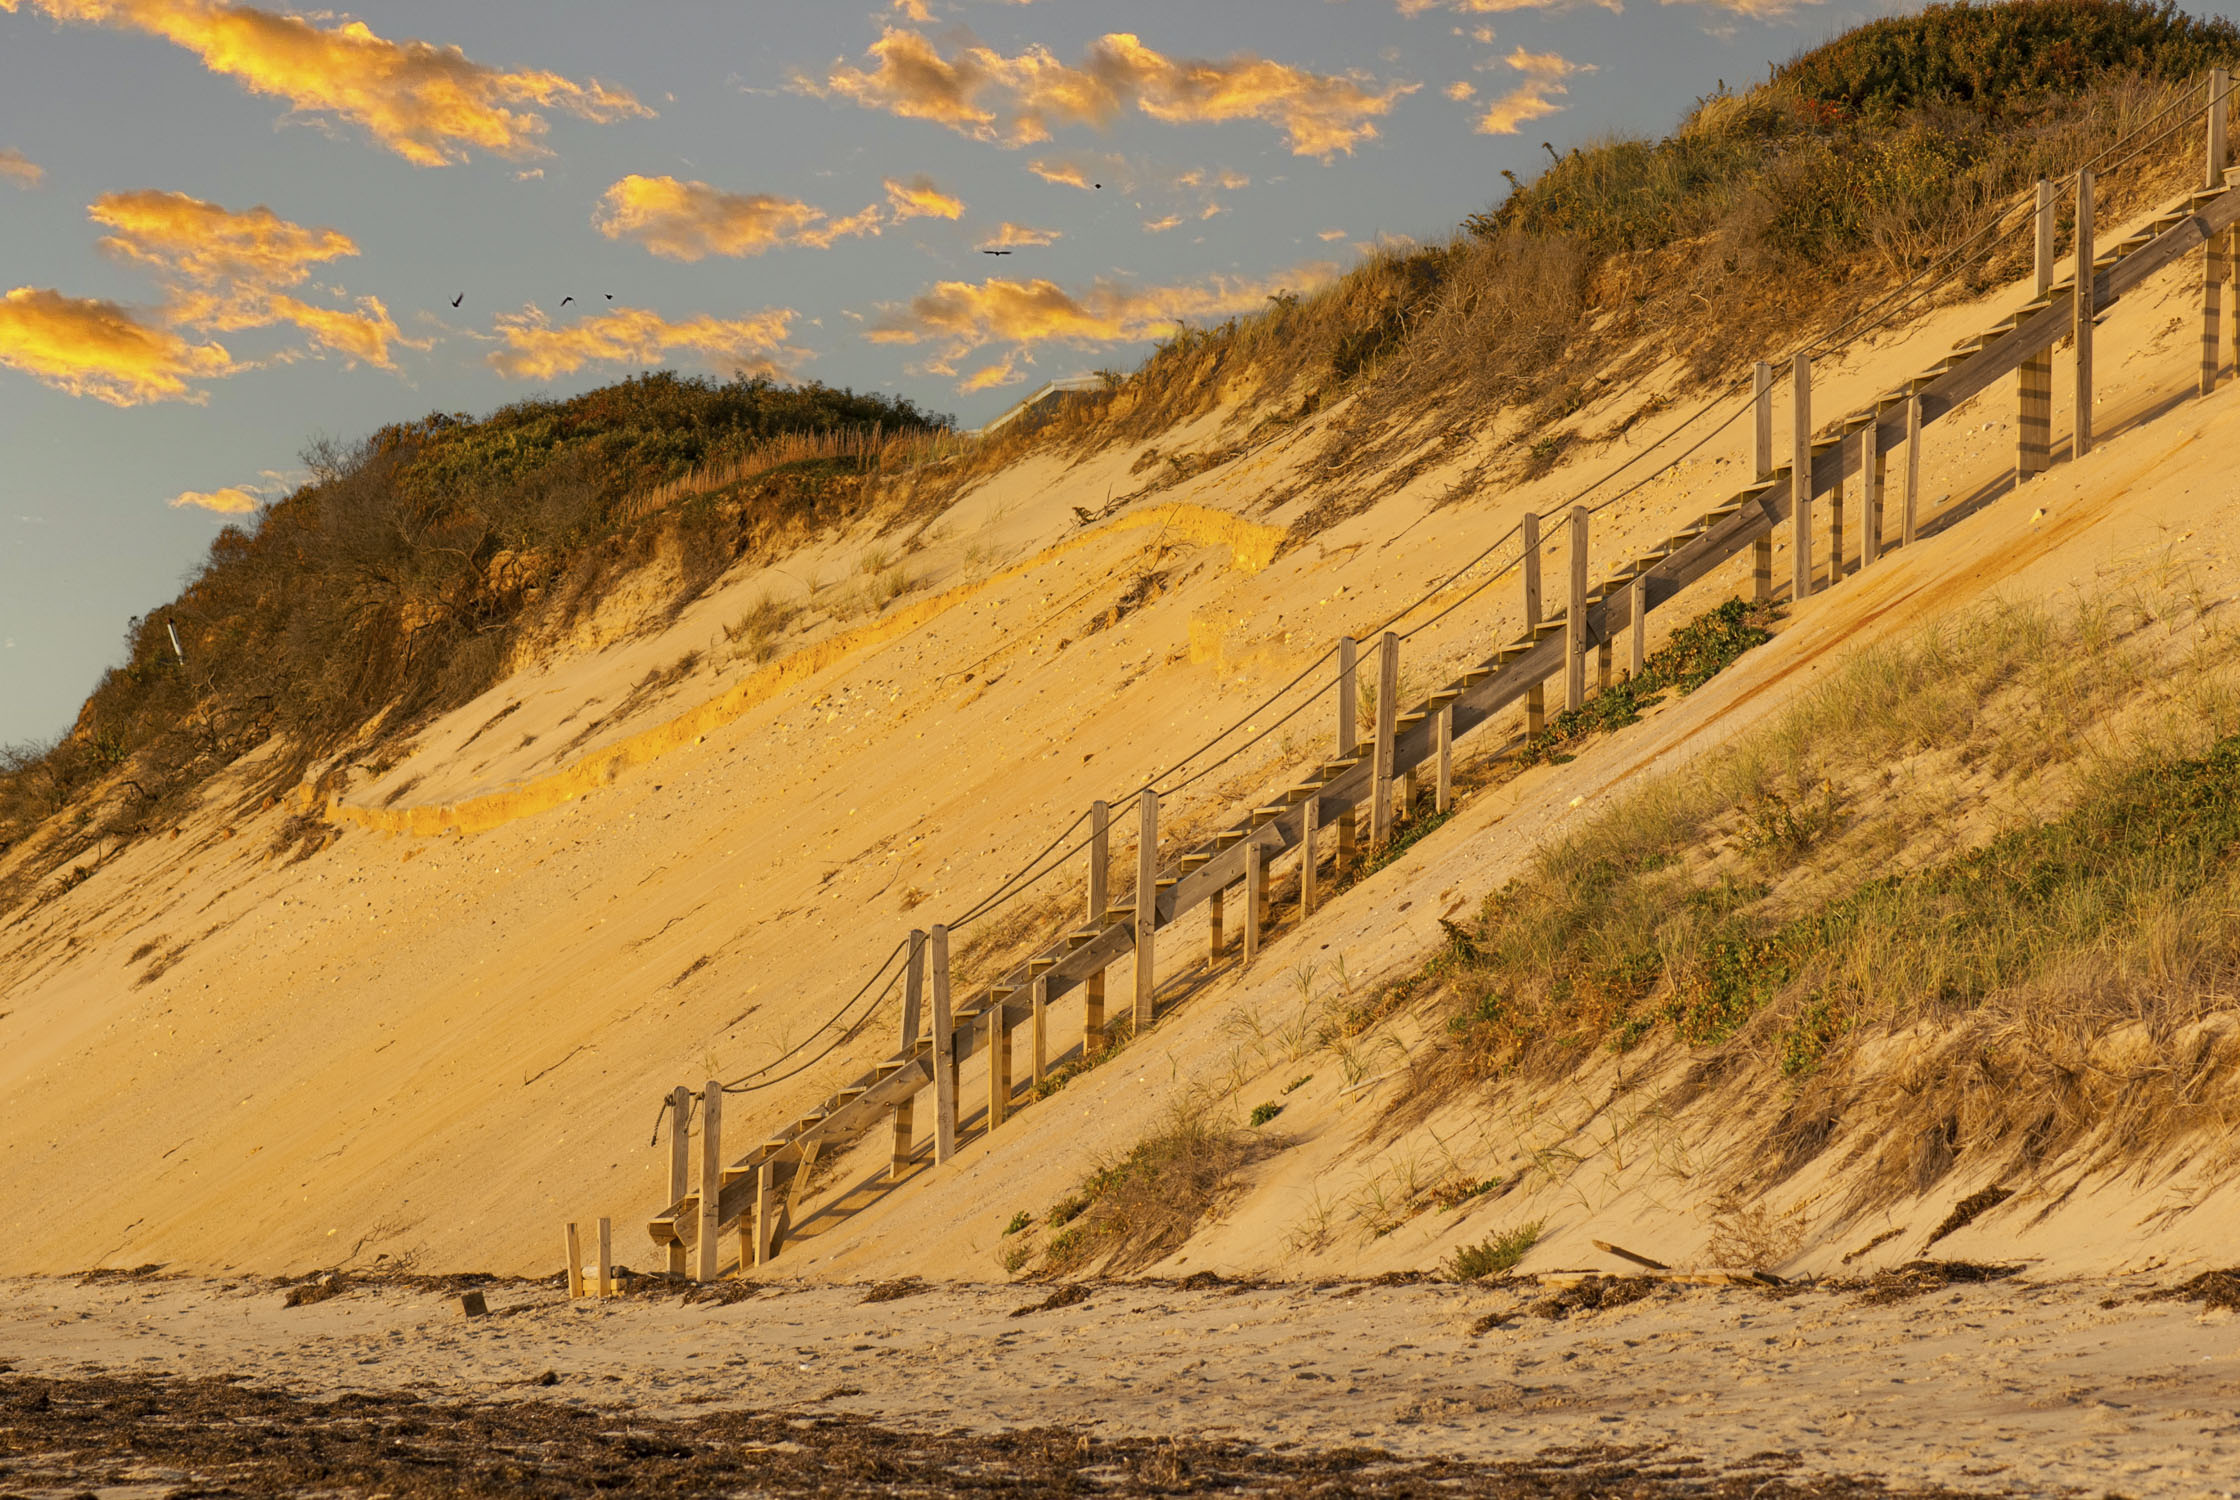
[987,1005,1011,1132]
[753,1159,776,1267]
[1030,974,1048,1088]
[2211,68,2231,191]
[1521,512,1545,734]
[931,924,957,1164]
[1903,395,1923,549]
[1627,576,1647,679]
[1209,880,1225,964]
[2207,73,2230,395]
[1134,790,1157,1028]
[1752,361,1774,605]
[564,1222,585,1299]
[1300,795,1320,917]
[1243,838,1264,963]
[596,1217,614,1300]
[666,1085,690,1275]
[1434,705,1452,815]
[1827,430,1846,587]
[1792,354,1813,600]
[1565,508,1588,714]
[1370,632,1399,849]
[2075,167,2095,459]
[1084,801,1108,1052]
[890,931,926,1181]
[1860,420,1882,569]
[2021,179,2055,477]
[1335,639,1358,871]
[695,1080,722,1282]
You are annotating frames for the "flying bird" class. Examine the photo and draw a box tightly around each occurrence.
[982,249,1013,256]
[561,296,574,306]
[450,294,463,308]
[604,293,614,299]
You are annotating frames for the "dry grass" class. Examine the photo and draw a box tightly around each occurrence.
[1038,1094,1272,1276]
[1400,587,2240,1208]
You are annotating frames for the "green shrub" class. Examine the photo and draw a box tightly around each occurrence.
[1449,1220,1544,1280]
[1248,1102,1283,1127]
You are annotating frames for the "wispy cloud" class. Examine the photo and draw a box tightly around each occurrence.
[90,189,415,367]
[960,353,1026,392]
[1475,46,1593,134]
[1661,0,1818,18]
[595,174,882,260]
[865,262,1337,387]
[168,485,261,513]
[799,27,1414,159]
[976,222,1063,249]
[0,0,650,166]
[0,285,235,405]
[883,174,966,220]
[0,148,42,188]
[487,303,802,381]
[1399,0,1622,14]
[1027,154,1123,190]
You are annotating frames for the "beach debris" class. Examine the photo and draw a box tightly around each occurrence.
[1012,1283,1091,1317]
[1591,1239,1670,1271]
[1854,1259,2020,1305]
[459,1290,489,1318]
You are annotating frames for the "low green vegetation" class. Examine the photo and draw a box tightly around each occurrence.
[1522,598,1774,766]
[1039,1098,1270,1276]
[1248,1101,1283,1127]
[1448,1220,1544,1281]
[1413,593,2240,1197]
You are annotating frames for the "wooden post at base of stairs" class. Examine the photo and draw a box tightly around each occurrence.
[931,925,957,1164]
[695,1081,722,1282]
[666,1086,690,1275]
[1134,791,1158,1028]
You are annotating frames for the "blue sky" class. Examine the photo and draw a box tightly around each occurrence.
[2,0,2182,744]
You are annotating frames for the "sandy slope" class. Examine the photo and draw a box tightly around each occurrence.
[2,193,2236,1292]
[5,1271,2239,1498]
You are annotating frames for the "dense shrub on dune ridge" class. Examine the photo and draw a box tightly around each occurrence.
[0,374,945,901]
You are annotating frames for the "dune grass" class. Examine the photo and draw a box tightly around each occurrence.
[1406,589,2240,1199]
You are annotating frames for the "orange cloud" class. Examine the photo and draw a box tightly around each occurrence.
[976,222,1062,249]
[0,285,235,405]
[594,174,881,260]
[88,189,411,366]
[1398,0,1619,13]
[883,174,965,220]
[960,353,1026,392]
[866,262,1337,387]
[0,0,649,167]
[488,304,802,381]
[801,27,1412,159]
[0,148,42,188]
[169,485,260,513]
[1475,47,1593,135]
[1028,153,1131,192]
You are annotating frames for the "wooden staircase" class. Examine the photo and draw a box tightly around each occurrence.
[649,166,2240,1267]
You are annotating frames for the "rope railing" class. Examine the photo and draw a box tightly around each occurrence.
[662,71,2237,1146]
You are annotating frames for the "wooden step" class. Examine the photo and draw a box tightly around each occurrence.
[1252,805,1285,825]
[1028,957,1057,975]
[1180,852,1213,872]
[1214,830,1245,849]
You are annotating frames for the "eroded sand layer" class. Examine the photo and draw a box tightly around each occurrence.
[4,1273,2236,1497]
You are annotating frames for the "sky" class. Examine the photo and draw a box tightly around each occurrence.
[4,0,2216,746]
